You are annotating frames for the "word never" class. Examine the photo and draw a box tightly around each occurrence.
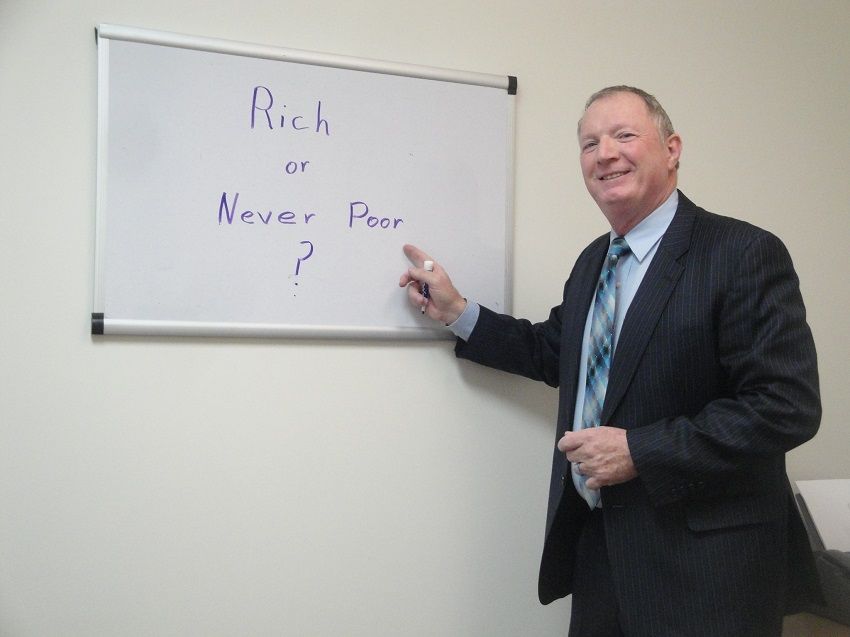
[218,192,316,226]
[250,86,330,135]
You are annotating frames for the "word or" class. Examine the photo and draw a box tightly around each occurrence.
[284,160,311,175]
[348,201,404,230]
[250,86,330,136]
[218,192,317,226]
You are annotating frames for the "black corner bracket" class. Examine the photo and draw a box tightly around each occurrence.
[91,313,105,335]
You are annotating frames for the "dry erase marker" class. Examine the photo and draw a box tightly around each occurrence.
[420,260,434,314]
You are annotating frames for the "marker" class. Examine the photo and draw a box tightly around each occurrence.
[420,260,434,314]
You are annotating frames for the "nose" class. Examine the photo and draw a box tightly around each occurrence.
[597,135,619,161]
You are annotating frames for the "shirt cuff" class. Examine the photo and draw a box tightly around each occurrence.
[447,301,480,341]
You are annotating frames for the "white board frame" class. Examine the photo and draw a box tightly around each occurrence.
[93,24,515,339]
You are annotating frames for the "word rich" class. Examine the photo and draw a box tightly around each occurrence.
[217,193,404,231]
[250,86,330,135]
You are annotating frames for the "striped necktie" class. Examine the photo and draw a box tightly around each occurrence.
[574,237,631,508]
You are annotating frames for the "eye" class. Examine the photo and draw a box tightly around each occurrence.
[617,131,637,141]
[581,140,598,152]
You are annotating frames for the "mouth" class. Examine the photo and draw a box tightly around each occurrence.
[599,171,629,181]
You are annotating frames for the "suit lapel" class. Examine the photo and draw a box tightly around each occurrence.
[600,192,697,425]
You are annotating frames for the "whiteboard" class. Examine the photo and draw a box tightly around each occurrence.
[93,25,515,339]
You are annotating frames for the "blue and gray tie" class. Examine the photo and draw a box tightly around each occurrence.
[573,237,631,508]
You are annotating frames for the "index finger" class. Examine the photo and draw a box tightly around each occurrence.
[403,244,433,268]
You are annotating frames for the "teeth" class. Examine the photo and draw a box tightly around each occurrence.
[601,172,627,180]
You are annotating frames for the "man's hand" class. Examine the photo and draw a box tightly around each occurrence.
[557,426,637,489]
[399,244,467,324]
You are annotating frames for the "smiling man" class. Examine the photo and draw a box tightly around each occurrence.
[400,86,822,636]
[578,88,680,236]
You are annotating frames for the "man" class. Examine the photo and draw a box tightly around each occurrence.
[399,87,822,636]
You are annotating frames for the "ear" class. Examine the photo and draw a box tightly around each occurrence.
[666,133,682,169]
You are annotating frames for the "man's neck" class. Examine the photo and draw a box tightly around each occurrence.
[605,184,677,236]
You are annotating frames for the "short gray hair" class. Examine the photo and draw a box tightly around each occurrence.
[578,86,678,168]
[578,85,675,141]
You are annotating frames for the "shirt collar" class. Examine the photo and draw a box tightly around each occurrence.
[610,190,678,263]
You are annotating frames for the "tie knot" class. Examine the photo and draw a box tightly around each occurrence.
[608,237,631,263]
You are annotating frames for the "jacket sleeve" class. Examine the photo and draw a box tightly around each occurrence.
[454,297,566,389]
[627,230,821,507]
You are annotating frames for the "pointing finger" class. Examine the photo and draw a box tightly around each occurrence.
[403,244,433,267]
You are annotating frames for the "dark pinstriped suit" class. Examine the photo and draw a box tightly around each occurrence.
[455,192,822,636]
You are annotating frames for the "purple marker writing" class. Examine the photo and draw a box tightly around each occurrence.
[420,260,434,314]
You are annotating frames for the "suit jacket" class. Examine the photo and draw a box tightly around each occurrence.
[455,192,822,635]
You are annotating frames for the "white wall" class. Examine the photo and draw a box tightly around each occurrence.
[1,1,848,635]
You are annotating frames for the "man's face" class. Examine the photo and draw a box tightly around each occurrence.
[578,92,681,233]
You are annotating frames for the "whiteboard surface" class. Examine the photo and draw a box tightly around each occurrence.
[94,27,515,338]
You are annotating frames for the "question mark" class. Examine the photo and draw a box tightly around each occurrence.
[294,240,314,277]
